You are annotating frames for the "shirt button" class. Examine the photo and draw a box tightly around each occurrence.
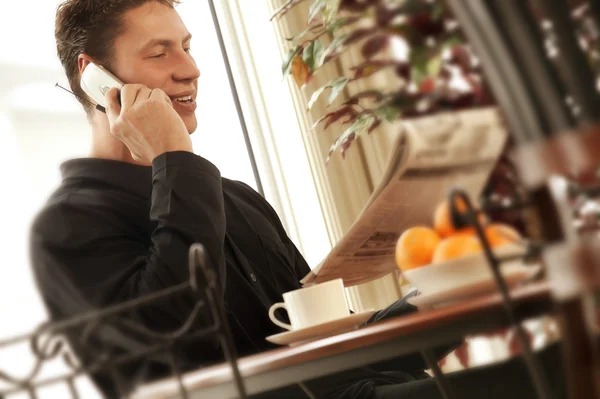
[250,273,257,283]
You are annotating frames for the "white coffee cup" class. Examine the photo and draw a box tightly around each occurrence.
[268,278,350,331]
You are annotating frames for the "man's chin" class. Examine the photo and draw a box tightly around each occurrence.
[183,116,198,135]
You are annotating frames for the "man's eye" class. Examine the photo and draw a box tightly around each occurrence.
[151,53,166,59]
[185,48,192,54]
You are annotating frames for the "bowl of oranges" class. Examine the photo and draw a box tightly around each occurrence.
[396,199,539,299]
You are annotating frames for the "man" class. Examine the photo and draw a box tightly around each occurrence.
[31,0,568,398]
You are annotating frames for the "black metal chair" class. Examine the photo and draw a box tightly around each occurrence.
[0,244,248,399]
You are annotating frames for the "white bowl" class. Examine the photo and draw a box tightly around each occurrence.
[403,244,537,296]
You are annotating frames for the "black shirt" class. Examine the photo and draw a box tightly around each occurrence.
[29,152,430,398]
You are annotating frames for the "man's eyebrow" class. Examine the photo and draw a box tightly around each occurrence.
[140,33,193,51]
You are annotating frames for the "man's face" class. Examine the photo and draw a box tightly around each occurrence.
[109,2,200,134]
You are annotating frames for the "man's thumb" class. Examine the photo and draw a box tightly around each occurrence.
[105,88,122,120]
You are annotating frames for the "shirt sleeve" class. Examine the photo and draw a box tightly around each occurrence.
[30,152,227,359]
[145,151,227,300]
[233,180,312,281]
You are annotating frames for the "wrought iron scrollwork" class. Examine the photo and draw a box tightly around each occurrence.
[0,243,247,399]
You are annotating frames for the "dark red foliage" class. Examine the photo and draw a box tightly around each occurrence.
[367,119,382,134]
[448,46,472,73]
[376,5,398,27]
[409,12,445,37]
[316,106,360,130]
[351,60,399,80]
[340,132,357,158]
[395,64,411,80]
[362,35,390,59]
[345,28,378,46]
[340,0,377,13]
[345,90,386,104]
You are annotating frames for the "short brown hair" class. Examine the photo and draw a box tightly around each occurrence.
[55,0,180,113]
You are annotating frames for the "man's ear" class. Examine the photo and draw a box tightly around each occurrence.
[78,54,94,74]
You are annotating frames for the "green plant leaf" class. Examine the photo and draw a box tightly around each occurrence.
[308,86,328,110]
[328,114,377,157]
[442,34,464,49]
[303,41,316,70]
[409,46,429,84]
[410,65,426,85]
[307,76,348,110]
[374,105,400,122]
[286,26,315,42]
[303,40,325,71]
[327,77,349,104]
[323,0,341,24]
[341,114,376,140]
[431,1,445,20]
[282,45,302,77]
[426,55,442,77]
[353,114,377,136]
[308,0,327,23]
[314,40,325,69]
[327,17,352,34]
[320,33,349,65]
[410,45,429,68]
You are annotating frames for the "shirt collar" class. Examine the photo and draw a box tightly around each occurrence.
[60,158,153,198]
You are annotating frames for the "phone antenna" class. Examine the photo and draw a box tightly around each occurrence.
[55,83,106,113]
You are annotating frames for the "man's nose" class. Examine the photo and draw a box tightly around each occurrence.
[174,51,201,81]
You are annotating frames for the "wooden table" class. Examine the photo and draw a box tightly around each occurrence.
[132,282,553,399]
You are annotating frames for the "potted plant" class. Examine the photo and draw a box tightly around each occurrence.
[272,0,492,159]
[271,0,600,369]
[272,0,599,233]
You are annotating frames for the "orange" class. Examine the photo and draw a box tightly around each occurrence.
[395,226,441,271]
[483,223,521,247]
[433,198,487,238]
[432,234,482,264]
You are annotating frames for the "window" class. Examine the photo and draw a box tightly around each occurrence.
[208,0,333,266]
[0,0,321,396]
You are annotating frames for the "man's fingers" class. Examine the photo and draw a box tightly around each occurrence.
[134,87,152,103]
[121,84,147,110]
[150,89,172,106]
[142,88,153,100]
[105,88,122,122]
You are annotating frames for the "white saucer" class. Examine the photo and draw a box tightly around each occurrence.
[266,311,376,346]
[406,264,541,309]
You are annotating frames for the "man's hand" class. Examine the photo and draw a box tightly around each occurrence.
[105,85,193,164]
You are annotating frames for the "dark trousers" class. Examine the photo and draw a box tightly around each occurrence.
[373,340,567,399]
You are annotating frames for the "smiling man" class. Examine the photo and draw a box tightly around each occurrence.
[33,1,392,397]
[28,1,571,399]
[32,0,323,396]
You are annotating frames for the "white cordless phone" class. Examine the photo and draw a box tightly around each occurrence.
[80,62,124,111]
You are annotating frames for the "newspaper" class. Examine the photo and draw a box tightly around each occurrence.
[302,107,508,287]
